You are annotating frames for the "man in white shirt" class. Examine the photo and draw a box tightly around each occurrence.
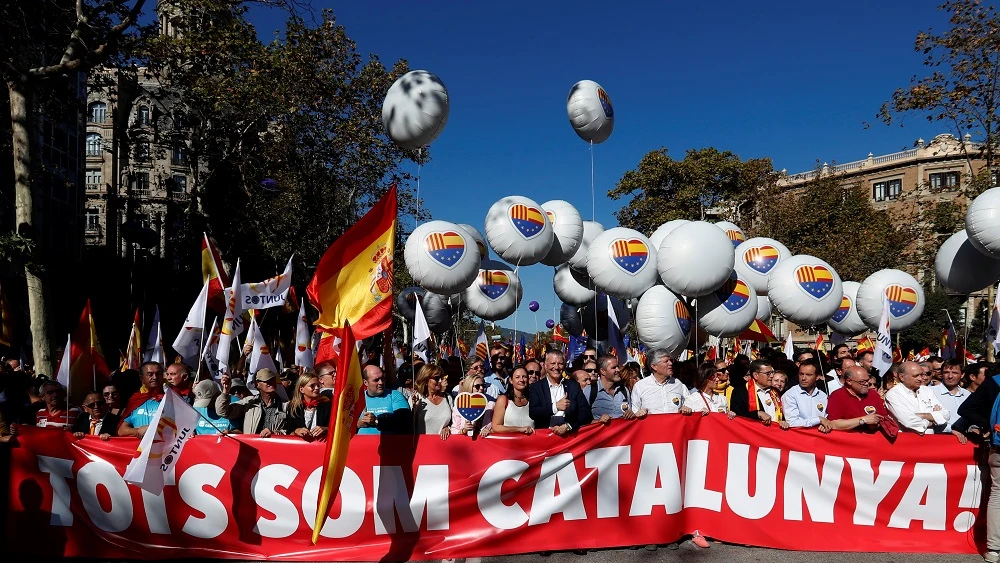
[630,349,686,416]
[781,360,832,432]
[824,356,856,394]
[527,350,592,435]
[935,359,970,434]
[884,361,949,435]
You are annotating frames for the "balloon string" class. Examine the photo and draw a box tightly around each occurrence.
[416,147,423,228]
[590,140,597,349]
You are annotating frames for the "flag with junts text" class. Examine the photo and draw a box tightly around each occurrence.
[122,388,200,494]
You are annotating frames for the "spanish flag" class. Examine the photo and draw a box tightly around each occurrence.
[312,321,365,544]
[739,319,777,343]
[856,335,876,353]
[123,308,142,371]
[307,185,396,339]
[69,300,110,403]
[202,233,230,314]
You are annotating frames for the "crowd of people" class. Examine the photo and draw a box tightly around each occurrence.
[0,340,998,556]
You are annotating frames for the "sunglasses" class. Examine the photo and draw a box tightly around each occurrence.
[584,369,597,373]
[473,384,486,390]
[526,369,541,375]
[583,355,597,360]
[102,391,118,396]
[429,376,445,381]
[83,401,106,409]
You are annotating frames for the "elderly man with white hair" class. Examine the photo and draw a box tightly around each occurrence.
[630,349,686,417]
[884,361,949,435]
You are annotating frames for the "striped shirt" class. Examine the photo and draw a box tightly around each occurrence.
[36,408,81,429]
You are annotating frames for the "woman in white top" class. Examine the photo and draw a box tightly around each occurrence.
[412,364,455,439]
[681,363,736,418]
[491,366,534,435]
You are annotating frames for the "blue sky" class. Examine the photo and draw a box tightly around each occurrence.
[249,1,950,330]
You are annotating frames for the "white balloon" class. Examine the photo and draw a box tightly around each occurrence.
[554,264,596,306]
[381,70,449,150]
[566,80,614,144]
[570,266,597,290]
[635,286,692,356]
[714,221,746,249]
[936,229,1000,294]
[966,187,1000,258]
[567,221,605,271]
[404,220,481,295]
[734,238,793,295]
[463,259,523,321]
[827,281,867,337]
[649,220,689,252]
[540,200,584,266]
[756,294,772,322]
[587,228,658,299]
[766,255,844,326]
[422,292,454,333]
[696,272,758,337]
[657,221,735,297]
[485,196,554,266]
[856,269,925,332]
[458,224,489,262]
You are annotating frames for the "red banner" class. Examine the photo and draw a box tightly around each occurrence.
[6,416,984,560]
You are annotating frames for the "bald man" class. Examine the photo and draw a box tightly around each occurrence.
[826,366,889,432]
[357,365,411,435]
[884,361,949,435]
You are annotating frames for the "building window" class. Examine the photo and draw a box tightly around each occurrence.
[86,169,102,190]
[872,179,901,201]
[171,174,187,193]
[85,208,100,232]
[88,102,107,123]
[173,112,186,130]
[86,133,102,156]
[929,171,960,191]
[172,146,188,166]
[137,105,150,125]
[134,172,150,196]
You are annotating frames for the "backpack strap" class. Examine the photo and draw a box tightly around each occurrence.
[589,382,598,404]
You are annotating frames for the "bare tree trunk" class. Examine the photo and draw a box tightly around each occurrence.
[9,80,54,376]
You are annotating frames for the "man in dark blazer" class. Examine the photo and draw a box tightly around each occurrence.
[528,350,593,435]
[71,391,121,440]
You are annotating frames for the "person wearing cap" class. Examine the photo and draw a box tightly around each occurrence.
[279,369,297,395]
[218,368,287,436]
[229,378,252,400]
[192,380,234,435]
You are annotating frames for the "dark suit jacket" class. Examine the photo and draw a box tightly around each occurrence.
[285,400,333,433]
[528,378,593,430]
[728,380,760,420]
[70,412,121,436]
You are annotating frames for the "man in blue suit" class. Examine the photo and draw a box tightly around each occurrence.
[528,350,593,435]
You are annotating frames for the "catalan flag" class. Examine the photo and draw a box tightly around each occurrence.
[744,245,780,275]
[201,233,230,314]
[312,324,365,544]
[425,230,467,267]
[885,284,919,318]
[474,321,488,360]
[456,392,489,421]
[509,204,546,238]
[610,238,649,274]
[795,265,834,299]
[478,270,510,300]
[307,185,396,339]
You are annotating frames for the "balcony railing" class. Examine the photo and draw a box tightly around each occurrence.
[86,183,102,191]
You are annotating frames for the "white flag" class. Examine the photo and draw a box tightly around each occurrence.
[874,296,894,377]
[990,281,1000,355]
[123,388,200,494]
[172,281,209,367]
[294,298,314,369]
[413,297,431,363]
[275,344,284,371]
[783,332,795,361]
[217,260,243,370]
[678,349,691,362]
[55,333,71,390]
[241,256,293,310]
[202,318,222,381]
[144,306,165,365]
[247,316,277,376]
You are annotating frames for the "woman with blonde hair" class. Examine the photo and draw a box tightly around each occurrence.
[285,372,330,441]
[412,363,455,440]
[449,374,494,438]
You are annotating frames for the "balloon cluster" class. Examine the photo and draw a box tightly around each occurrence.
[385,72,933,345]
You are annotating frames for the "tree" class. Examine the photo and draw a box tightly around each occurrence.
[754,174,914,282]
[898,283,964,354]
[878,0,1000,195]
[2,0,148,375]
[609,147,778,235]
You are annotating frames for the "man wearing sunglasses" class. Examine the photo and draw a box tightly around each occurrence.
[730,359,789,429]
[71,392,119,440]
